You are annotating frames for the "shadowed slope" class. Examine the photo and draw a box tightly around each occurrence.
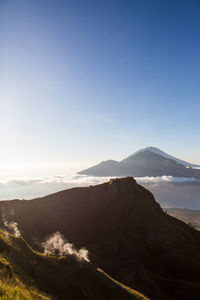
[1,177,200,299]
[0,230,147,300]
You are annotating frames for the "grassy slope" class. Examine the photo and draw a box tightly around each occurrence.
[97,269,149,300]
[0,230,148,300]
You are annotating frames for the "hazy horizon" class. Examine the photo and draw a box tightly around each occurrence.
[1,0,199,208]
[0,145,199,181]
[1,0,200,175]
[0,144,199,201]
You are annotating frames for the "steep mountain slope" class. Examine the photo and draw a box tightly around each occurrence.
[1,178,200,299]
[123,147,200,168]
[79,159,123,176]
[0,230,147,300]
[79,149,197,177]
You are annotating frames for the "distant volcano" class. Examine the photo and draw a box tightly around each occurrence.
[79,147,200,177]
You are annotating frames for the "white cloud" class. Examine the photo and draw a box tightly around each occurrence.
[0,174,199,200]
[136,176,199,184]
[38,174,114,185]
[0,173,200,210]
[2,173,198,186]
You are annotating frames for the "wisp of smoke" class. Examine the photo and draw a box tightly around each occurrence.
[4,221,21,237]
[42,231,90,262]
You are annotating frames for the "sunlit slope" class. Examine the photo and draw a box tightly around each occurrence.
[0,230,148,300]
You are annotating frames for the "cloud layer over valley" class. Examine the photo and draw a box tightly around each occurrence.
[0,174,200,209]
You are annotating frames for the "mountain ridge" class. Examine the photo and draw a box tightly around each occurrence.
[1,177,200,299]
[121,146,200,167]
[79,147,199,177]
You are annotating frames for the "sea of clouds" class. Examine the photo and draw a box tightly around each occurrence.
[0,173,200,209]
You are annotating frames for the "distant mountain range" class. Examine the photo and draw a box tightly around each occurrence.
[79,147,200,177]
[1,177,200,299]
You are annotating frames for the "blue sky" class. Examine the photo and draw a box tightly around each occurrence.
[0,0,200,177]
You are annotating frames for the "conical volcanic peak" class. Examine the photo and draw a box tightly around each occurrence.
[122,146,200,168]
[80,147,199,177]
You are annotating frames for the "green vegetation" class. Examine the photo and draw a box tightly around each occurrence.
[97,269,149,300]
[0,230,144,300]
[188,221,196,229]
[0,282,48,300]
[2,178,200,299]
[0,231,50,300]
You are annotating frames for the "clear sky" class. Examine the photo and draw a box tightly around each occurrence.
[0,0,200,178]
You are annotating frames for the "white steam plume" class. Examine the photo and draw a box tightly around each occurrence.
[42,231,90,262]
[4,221,21,237]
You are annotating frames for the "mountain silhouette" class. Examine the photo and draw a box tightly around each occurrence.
[79,147,199,177]
[1,177,200,299]
[124,147,199,168]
